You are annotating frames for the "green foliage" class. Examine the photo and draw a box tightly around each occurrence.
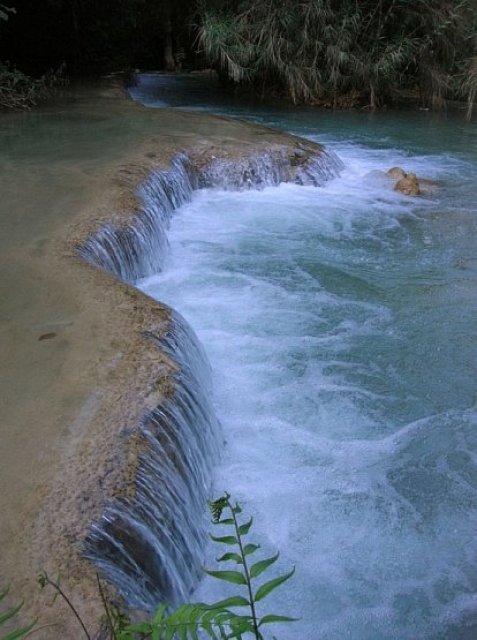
[196,0,477,110]
[34,494,295,639]
[0,4,15,23]
[0,588,36,640]
[0,62,66,111]
[0,4,67,112]
[462,56,477,121]
[117,493,296,639]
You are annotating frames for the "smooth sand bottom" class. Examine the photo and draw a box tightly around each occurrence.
[0,81,323,636]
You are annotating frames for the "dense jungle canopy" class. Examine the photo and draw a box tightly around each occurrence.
[0,0,476,113]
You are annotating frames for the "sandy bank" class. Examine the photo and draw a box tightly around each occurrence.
[0,82,326,636]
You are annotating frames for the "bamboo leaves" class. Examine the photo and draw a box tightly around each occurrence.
[0,589,36,640]
[197,0,477,110]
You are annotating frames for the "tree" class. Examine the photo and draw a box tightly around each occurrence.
[196,0,477,110]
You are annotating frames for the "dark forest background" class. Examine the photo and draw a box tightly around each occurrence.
[0,0,195,75]
[0,0,476,114]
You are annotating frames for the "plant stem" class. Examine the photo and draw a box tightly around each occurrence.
[96,573,117,640]
[41,575,91,640]
[228,498,260,640]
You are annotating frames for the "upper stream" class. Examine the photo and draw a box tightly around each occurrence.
[132,74,477,639]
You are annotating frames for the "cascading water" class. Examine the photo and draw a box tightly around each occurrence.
[83,312,221,610]
[80,143,341,610]
[132,74,477,640]
[80,148,341,283]
[79,154,194,283]
[197,148,343,190]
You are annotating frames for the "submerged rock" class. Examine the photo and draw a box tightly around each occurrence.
[387,166,407,180]
[386,166,438,197]
[395,172,420,196]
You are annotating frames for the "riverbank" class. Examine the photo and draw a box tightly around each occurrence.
[0,81,330,636]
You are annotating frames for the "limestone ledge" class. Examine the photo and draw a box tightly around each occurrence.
[0,82,333,637]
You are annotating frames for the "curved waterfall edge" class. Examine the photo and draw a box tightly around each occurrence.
[79,147,343,284]
[83,310,221,610]
[79,144,343,610]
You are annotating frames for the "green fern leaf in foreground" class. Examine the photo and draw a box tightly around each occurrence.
[119,493,297,639]
[3,494,295,640]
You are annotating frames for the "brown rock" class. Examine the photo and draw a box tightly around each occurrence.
[386,166,439,197]
[418,178,439,197]
[387,166,407,180]
[395,172,420,196]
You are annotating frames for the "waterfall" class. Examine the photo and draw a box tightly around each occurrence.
[79,154,194,283]
[83,312,220,610]
[80,145,342,610]
[294,151,344,186]
[195,148,343,190]
[80,148,343,284]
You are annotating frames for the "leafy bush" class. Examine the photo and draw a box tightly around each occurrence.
[196,0,477,110]
[0,3,67,111]
[462,56,477,121]
[0,4,15,23]
[0,62,67,111]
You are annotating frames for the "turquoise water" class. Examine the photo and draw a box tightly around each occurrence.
[135,75,477,639]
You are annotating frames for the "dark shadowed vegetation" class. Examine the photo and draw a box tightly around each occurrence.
[0,1,475,111]
[0,61,66,110]
[0,0,193,77]
[197,0,477,116]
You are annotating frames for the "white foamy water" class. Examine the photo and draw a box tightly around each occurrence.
[138,130,477,638]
